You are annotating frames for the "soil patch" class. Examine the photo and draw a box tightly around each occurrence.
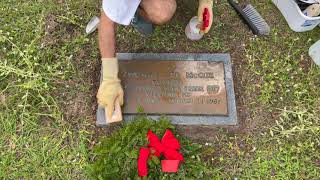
[42,13,79,47]
[0,93,6,106]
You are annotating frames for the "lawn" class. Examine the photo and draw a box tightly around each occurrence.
[0,0,319,179]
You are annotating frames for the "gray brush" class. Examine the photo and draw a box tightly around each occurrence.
[228,0,270,36]
[243,4,270,35]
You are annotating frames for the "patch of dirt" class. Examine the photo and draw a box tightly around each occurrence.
[299,54,313,73]
[315,159,320,167]
[42,13,79,47]
[0,93,6,106]
[91,123,124,149]
[61,49,99,125]
[56,0,65,4]
[39,116,55,127]
[42,13,59,46]
[63,88,89,122]
[177,125,239,142]
[47,41,99,143]
[45,13,59,34]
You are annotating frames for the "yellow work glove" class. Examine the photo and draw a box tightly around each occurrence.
[96,58,124,121]
[198,0,213,33]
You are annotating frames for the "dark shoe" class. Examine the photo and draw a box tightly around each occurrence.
[131,13,154,36]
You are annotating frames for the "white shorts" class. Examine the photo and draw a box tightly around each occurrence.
[102,0,141,25]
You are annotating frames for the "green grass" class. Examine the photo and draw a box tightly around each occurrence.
[239,107,320,179]
[1,0,320,179]
[246,30,320,106]
[0,0,96,178]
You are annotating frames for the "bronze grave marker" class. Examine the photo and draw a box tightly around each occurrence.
[119,60,228,115]
[96,53,238,126]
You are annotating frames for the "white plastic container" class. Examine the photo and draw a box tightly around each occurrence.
[185,16,204,40]
[272,0,320,32]
[309,40,320,66]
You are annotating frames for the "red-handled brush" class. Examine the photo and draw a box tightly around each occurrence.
[202,8,210,31]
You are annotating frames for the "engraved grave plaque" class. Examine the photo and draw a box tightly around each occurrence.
[120,61,228,115]
[96,53,238,126]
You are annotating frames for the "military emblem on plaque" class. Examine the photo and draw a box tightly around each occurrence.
[97,53,237,126]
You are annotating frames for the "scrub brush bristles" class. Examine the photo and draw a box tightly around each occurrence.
[242,4,270,35]
[228,0,271,36]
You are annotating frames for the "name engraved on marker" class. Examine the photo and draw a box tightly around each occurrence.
[186,72,215,79]
[119,60,228,115]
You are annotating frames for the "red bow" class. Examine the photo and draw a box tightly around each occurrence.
[138,130,184,177]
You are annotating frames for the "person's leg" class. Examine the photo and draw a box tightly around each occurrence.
[138,0,177,25]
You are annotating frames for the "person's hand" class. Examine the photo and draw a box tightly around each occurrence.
[198,0,213,33]
[97,58,124,121]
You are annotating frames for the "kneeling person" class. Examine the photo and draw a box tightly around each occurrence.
[97,0,214,122]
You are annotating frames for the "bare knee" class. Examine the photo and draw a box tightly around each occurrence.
[141,0,176,25]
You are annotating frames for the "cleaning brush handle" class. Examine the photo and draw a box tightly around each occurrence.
[228,0,242,12]
[227,0,260,35]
